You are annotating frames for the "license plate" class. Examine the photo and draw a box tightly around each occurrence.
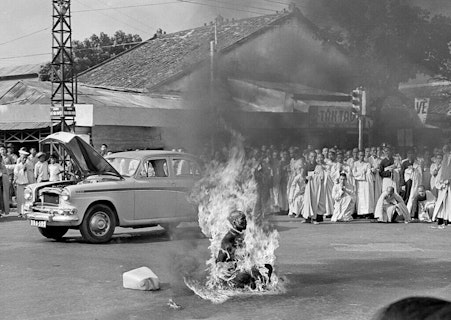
[30,220,46,228]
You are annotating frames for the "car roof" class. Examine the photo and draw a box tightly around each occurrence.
[105,150,197,160]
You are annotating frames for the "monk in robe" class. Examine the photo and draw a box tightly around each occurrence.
[331,173,355,222]
[379,146,398,193]
[302,153,328,224]
[374,186,410,223]
[368,147,383,212]
[352,150,374,218]
[409,185,435,222]
[432,145,451,228]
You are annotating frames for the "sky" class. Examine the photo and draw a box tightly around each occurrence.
[0,0,291,68]
[1,0,451,68]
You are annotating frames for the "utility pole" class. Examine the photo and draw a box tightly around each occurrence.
[50,0,76,132]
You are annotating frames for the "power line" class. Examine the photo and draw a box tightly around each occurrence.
[0,53,50,60]
[178,0,271,15]
[94,0,160,32]
[75,0,151,35]
[196,0,277,12]
[72,1,180,12]
[0,27,50,46]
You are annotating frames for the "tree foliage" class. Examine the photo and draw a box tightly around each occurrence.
[39,30,142,81]
[304,0,451,97]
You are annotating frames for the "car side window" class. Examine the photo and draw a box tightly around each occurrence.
[172,158,201,177]
[140,159,168,178]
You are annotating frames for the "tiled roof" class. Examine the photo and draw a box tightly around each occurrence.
[78,10,300,91]
[0,63,42,79]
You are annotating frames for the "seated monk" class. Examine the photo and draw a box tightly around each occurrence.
[374,187,410,223]
[409,185,435,222]
[216,210,273,289]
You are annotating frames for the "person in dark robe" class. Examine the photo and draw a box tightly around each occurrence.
[216,211,273,289]
[379,146,398,193]
[400,149,415,202]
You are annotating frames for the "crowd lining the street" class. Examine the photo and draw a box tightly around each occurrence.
[201,143,450,228]
[2,140,451,230]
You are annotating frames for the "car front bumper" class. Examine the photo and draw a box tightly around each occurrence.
[25,205,79,223]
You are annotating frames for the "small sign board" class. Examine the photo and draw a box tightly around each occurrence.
[414,98,429,123]
[310,106,372,128]
[50,104,76,120]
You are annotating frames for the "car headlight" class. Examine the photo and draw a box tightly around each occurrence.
[24,188,33,201]
[61,189,70,202]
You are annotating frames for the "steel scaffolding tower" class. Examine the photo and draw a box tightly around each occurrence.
[51,0,75,131]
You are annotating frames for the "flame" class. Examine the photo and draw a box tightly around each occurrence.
[186,131,285,303]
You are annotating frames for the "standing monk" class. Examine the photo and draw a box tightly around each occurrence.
[352,150,374,218]
[379,145,398,193]
[432,144,451,228]
[368,146,383,210]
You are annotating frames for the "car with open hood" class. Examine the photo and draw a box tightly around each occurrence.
[24,132,200,243]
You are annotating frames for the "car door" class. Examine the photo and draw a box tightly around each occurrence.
[134,157,177,220]
[170,157,201,218]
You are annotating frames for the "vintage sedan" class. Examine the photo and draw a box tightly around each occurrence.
[24,132,201,243]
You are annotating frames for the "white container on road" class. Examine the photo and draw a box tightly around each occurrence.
[123,267,160,291]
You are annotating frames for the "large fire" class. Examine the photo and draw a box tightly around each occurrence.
[185,132,285,303]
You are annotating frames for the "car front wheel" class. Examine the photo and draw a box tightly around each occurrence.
[80,204,116,244]
[38,226,69,241]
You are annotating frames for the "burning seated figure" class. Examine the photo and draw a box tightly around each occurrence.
[215,210,273,289]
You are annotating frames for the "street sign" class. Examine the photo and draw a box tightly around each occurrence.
[414,98,429,123]
[50,105,76,120]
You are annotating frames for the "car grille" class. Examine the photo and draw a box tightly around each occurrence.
[42,193,59,205]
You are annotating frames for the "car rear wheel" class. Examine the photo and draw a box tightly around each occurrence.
[38,226,69,241]
[80,204,116,244]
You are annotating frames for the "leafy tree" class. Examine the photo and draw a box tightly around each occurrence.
[304,0,451,96]
[39,30,142,80]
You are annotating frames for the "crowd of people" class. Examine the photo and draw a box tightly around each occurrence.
[205,143,449,228]
[2,139,451,230]
[0,144,67,217]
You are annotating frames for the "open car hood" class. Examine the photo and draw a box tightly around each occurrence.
[43,132,122,178]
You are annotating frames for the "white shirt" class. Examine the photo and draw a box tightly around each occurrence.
[35,161,49,182]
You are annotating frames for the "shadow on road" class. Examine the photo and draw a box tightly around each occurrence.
[57,226,206,245]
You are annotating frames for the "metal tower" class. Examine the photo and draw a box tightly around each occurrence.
[51,0,75,131]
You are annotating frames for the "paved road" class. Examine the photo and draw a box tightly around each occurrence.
[1,213,450,320]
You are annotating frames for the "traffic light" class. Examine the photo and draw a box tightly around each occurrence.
[351,88,361,115]
[351,87,367,116]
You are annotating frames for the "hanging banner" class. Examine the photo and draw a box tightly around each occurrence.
[414,98,429,123]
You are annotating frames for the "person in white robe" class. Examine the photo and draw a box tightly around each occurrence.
[331,173,355,222]
[13,152,29,216]
[374,186,410,223]
[405,160,423,214]
[430,153,442,197]
[288,159,305,217]
[352,151,374,217]
[409,185,435,222]
[302,153,328,224]
[368,147,383,211]
[432,145,451,229]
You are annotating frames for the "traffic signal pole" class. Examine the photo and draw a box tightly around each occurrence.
[358,115,363,150]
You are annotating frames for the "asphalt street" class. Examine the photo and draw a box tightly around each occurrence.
[1,213,450,320]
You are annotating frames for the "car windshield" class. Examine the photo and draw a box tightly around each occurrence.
[106,157,140,177]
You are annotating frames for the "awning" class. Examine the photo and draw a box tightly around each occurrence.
[0,122,54,131]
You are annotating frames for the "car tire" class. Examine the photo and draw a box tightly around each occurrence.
[80,204,116,244]
[38,226,69,241]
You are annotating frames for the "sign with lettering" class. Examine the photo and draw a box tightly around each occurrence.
[414,98,429,123]
[50,104,76,120]
[309,106,372,128]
